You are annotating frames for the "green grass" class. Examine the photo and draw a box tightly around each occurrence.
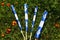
[0,0,60,40]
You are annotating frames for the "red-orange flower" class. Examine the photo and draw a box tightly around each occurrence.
[6,28,11,34]
[1,33,5,37]
[54,23,60,28]
[12,20,17,26]
[7,28,11,32]
[6,31,10,34]
[6,3,10,7]
[1,2,4,6]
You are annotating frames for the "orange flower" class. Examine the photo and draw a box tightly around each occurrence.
[12,20,17,26]
[1,2,4,6]
[6,31,10,34]
[54,23,60,28]
[6,3,10,7]
[1,33,5,37]
[7,28,11,32]
[6,28,11,34]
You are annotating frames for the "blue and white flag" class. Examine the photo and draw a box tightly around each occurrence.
[35,10,48,38]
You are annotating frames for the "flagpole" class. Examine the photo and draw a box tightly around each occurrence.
[35,10,48,39]
[24,3,28,40]
[29,6,38,40]
[11,5,25,40]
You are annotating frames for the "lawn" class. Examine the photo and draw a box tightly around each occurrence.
[0,0,60,40]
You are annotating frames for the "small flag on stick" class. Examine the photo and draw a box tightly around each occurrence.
[24,3,28,40]
[29,6,38,40]
[11,5,25,40]
[35,10,48,39]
